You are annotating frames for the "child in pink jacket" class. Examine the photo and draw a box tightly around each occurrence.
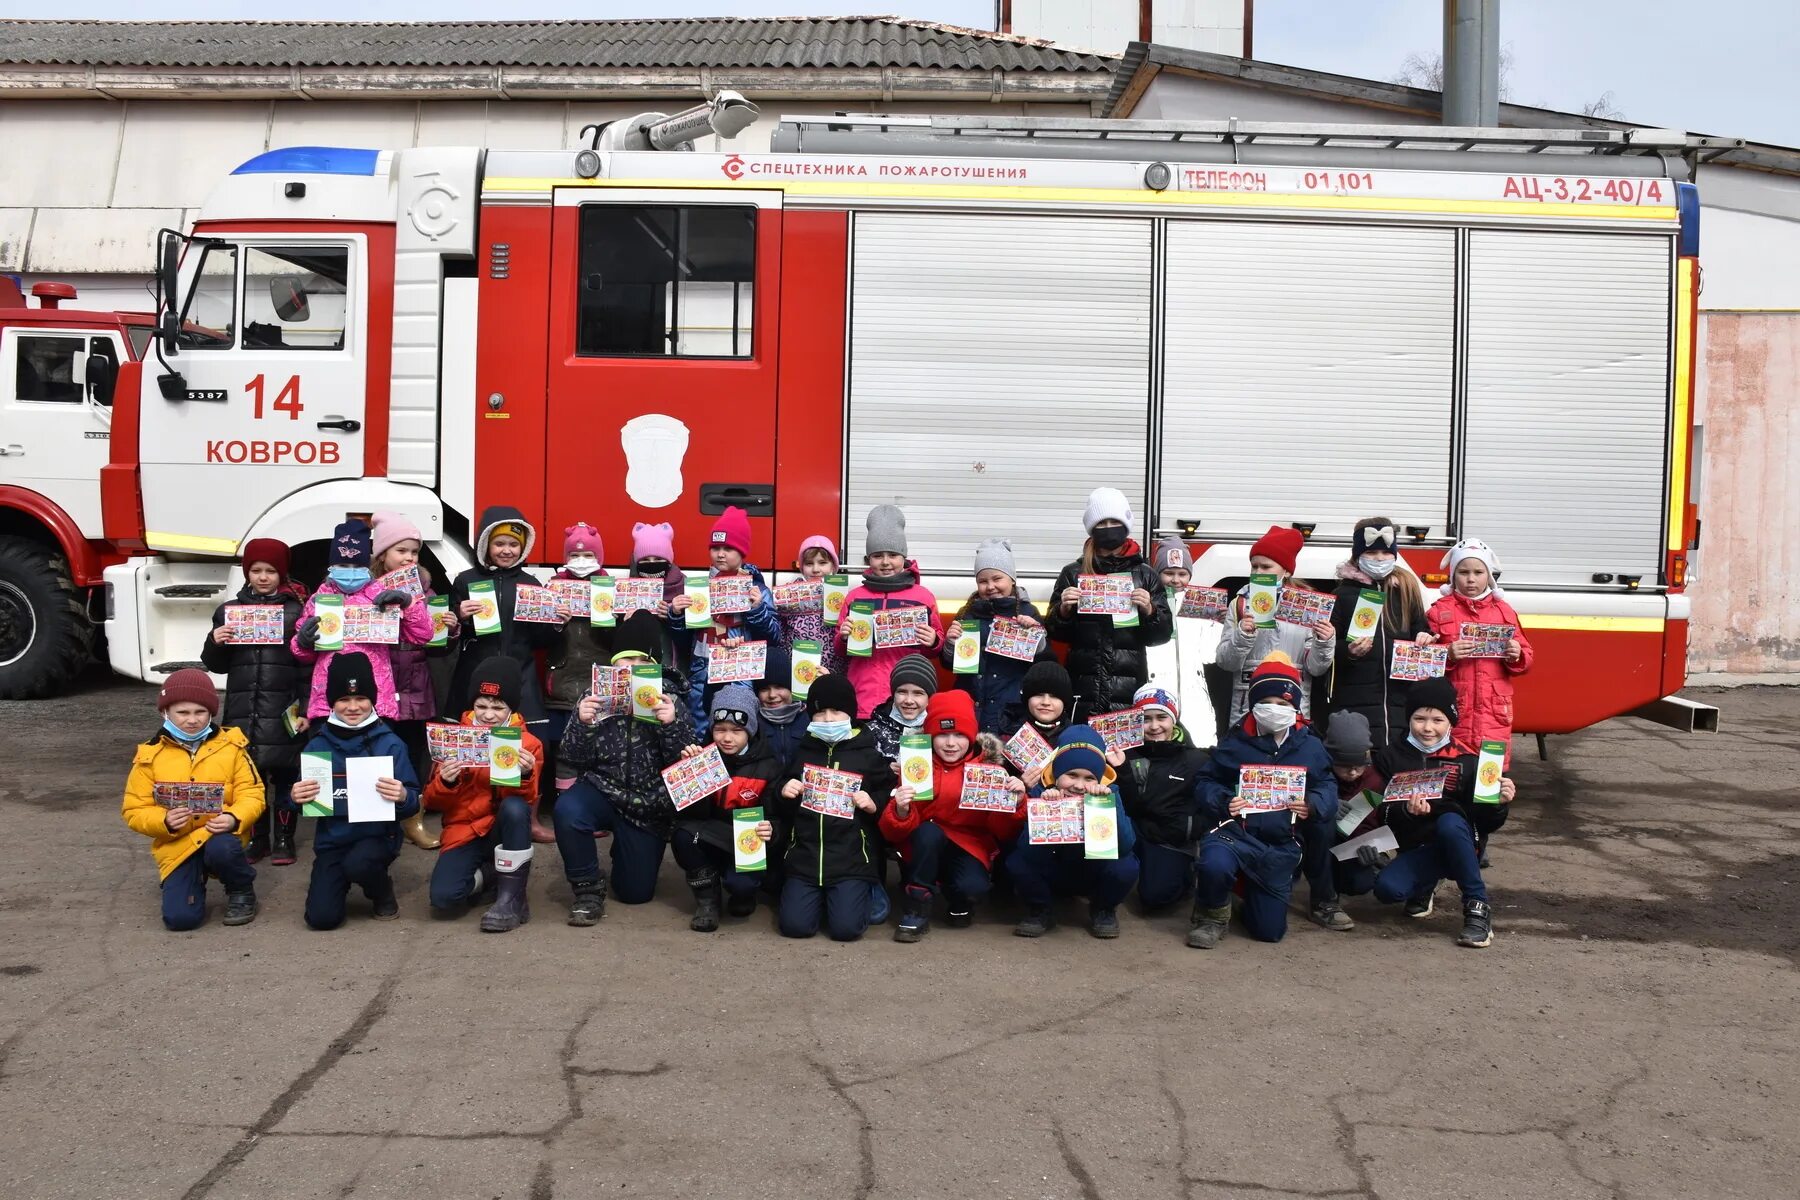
[835,505,942,719]
[368,510,454,848]
[292,519,436,721]
[1427,539,1535,765]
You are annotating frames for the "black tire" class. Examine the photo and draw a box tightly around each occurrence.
[0,535,95,700]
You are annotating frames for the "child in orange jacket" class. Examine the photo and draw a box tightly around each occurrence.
[120,670,266,931]
[424,659,545,932]
[880,690,1025,941]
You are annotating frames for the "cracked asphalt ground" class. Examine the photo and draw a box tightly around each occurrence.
[1,674,1796,1200]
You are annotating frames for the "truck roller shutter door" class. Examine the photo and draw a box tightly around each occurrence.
[1462,231,1672,586]
[845,213,1152,576]
[1159,221,1457,540]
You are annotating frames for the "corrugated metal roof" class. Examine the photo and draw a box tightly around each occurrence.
[0,17,1115,73]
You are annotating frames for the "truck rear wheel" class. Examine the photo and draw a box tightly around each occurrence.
[0,535,95,699]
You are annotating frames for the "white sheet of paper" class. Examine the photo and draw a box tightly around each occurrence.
[345,755,395,824]
[1336,791,1375,837]
[1331,825,1399,862]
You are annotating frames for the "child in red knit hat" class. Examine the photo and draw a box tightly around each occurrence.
[667,505,778,733]
[1215,524,1335,726]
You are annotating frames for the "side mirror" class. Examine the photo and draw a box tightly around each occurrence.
[269,276,309,322]
[157,233,182,357]
[85,354,116,406]
[156,308,180,357]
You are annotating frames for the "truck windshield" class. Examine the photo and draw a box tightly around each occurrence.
[176,242,238,349]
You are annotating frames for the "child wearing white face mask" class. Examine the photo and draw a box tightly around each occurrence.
[1188,652,1336,949]
[1426,539,1534,767]
[1325,516,1436,749]
[543,522,612,839]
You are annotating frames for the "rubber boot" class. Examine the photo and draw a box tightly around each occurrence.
[893,884,932,943]
[688,868,723,933]
[270,809,297,865]
[568,875,607,926]
[480,846,532,933]
[400,810,440,850]
[245,813,271,863]
[529,797,556,845]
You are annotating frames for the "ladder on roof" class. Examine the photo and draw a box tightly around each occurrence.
[780,113,1745,161]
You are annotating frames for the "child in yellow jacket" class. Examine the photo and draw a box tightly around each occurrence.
[121,669,266,930]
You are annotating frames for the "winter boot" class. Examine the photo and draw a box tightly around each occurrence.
[567,877,607,926]
[400,810,440,850]
[270,809,297,865]
[893,885,933,943]
[726,891,757,918]
[1186,901,1230,949]
[1087,904,1121,939]
[1456,898,1494,948]
[1013,906,1054,938]
[370,881,400,921]
[943,890,973,928]
[529,798,557,845]
[245,814,271,863]
[222,890,259,926]
[868,882,891,925]
[480,847,533,933]
[688,868,723,933]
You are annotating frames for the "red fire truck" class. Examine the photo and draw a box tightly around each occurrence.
[0,101,1713,735]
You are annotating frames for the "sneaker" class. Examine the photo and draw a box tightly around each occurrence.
[1406,892,1435,919]
[1186,900,1231,949]
[944,907,973,929]
[893,912,930,943]
[1087,906,1120,939]
[222,891,258,926]
[1310,902,1355,932]
[1457,899,1494,948]
[567,888,606,927]
[1013,907,1054,938]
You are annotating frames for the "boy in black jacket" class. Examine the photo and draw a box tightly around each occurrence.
[773,672,894,942]
[671,684,782,932]
[554,611,694,924]
[448,505,561,729]
[201,537,309,864]
[1364,678,1514,948]
[1113,684,1208,912]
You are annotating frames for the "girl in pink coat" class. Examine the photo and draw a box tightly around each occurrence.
[1426,539,1535,765]
[292,519,437,723]
[835,505,943,720]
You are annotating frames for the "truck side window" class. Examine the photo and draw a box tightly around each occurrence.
[576,205,756,358]
[15,335,85,403]
[242,245,350,351]
[178,242,238,349]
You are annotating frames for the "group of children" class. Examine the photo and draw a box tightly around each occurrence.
[123,490,1533,950]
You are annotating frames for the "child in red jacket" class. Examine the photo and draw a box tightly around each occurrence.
[1426,540,1535,765]
[423,659,544,932]
[880,690,1025,942]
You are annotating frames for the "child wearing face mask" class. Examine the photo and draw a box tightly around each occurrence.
[1046,489,1174,720]
[543,522,612,830]
[941,538,1054,733]
[201,537,308,865]
[1325,516,1435,749]
[293,519,436,726]
[1215,525,1334,727]
[369,510,451,851]
[1427,540,1534,766]
[1361,678,1515,948]
[866,654,940,761]
[447,507,561,729]
[836,505,943,720]
[122,670,265,930]
[627,521,690,668]
[774,535,847,674]
[1188,652,1336,948]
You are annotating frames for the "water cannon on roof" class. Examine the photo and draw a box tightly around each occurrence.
[585,91,761,157]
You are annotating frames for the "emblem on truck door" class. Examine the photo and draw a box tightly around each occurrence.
[620,414,690,508]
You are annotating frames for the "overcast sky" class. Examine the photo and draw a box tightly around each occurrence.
[2,0,1793,145]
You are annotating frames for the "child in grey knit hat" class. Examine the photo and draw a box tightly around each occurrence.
[942,537,1055,735]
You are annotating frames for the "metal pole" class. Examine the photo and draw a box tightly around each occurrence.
[1442,0,1500,127]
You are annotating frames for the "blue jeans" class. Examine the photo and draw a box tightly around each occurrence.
[428,795,532,911]
[161,835,256,931]
[304,836,396,931]
[1374,811,1488,905]
[1135,840,1194,909]
[671,827,765,899]
[1298,813,1339,905]
[901,822,993,903]
[552,781,667,904]
[1003,840,1140,911]
[1194,827,1301,943]
[778,877,870,941]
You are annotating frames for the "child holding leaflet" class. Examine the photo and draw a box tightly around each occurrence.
[423,659,544,932]
[200,537,307,864]
[774,535,847,675]
[369,510,452,850]
[1113,684,1208,912]
[753,643,807,772]
[773,673,894,941]
[293,652,422,930]
[865,654,939,762]
[942,537,1054,733]
[1326,517,1434,749]
[668,506,779,732]
[1188,652,1336,948]
[1004,725,1139,939]
[880,690,1026,941]
[292,519,436,725]
[836,505,943,720]
[1427,539,1535,765]
[671,684,783,932]
[543,522,612,834]
[1045,488,1173,719]
[1014,661,1075,744]
[121,670,265,930]
[447,506,562,726]
[1214,525,1334,725]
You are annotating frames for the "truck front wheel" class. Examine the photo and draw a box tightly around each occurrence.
[0,536,95,699]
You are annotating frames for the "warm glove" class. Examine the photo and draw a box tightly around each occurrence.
[295,616,321,650]
[1356,844,1394,870]
[373,589,412,610]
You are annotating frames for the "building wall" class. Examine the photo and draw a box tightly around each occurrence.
[1009,0,1246,56]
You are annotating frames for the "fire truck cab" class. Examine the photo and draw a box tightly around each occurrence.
[91,106,1713,735]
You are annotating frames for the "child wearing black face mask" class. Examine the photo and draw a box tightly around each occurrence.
[941,538,1055,733]
[1325,516,1435,749]
[1046,489,1174,721]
